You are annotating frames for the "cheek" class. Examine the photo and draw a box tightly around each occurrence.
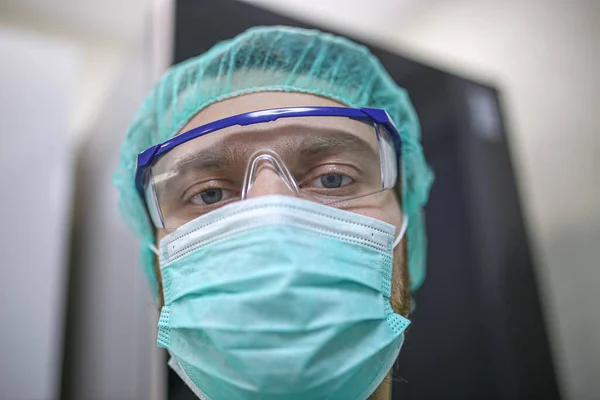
[349,191,403,231]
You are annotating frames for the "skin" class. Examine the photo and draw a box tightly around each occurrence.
[154,92,409,400]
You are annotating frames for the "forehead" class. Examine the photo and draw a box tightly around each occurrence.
[178,91,348,132]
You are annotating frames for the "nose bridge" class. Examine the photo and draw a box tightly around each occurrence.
[241,149,300,200]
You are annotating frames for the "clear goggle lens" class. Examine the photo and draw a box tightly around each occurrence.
[145,116,399,229]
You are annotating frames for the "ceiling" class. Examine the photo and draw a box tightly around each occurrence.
[243,0,433,35]
[0,0,434,43]
[0,0,153,41]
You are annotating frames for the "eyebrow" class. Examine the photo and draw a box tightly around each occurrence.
[293,132,377,160]
[168,146,243,174]
[163,129,378,177]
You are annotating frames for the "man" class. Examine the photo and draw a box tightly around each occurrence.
[115,25,433,400]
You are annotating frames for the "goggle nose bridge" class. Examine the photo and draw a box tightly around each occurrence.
[241,149,300,200]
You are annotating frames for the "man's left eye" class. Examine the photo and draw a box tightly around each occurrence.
[313,174,353,189]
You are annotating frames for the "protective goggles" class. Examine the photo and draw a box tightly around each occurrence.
[136,107,403,230]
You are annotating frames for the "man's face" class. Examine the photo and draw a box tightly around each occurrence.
[154,91,410,316]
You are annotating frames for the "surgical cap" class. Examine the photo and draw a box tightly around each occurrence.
[114,25,434,297]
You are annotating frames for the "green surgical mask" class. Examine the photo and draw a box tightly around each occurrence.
[156,195,410,400]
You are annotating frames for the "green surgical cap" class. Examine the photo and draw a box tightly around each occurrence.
[114,25,434,297]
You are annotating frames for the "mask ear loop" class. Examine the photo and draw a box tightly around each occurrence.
[149,243,160,257]
[393,215,409,249]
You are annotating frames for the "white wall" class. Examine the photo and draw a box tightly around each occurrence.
[0,2,162,400]
[0,2,142,147]
[0,27,80,400]
[61,40,163,400]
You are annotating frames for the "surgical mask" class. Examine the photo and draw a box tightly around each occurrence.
[155,194,410,400]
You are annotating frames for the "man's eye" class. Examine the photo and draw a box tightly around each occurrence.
[313,174,353,189]
[190,188,231,205]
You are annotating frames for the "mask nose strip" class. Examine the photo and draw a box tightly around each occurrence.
[241,149,300,200]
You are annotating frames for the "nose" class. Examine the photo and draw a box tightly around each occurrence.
[246,163,297,199]
[242,150,300,200]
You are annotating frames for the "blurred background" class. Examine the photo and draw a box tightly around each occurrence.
[0,0,598,399]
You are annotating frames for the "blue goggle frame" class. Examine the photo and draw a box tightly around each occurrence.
[135,106,402,204]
